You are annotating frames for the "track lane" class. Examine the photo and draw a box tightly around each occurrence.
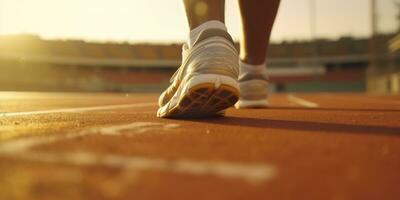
[0,92,399,200]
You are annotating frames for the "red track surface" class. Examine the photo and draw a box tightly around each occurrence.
[0,92,399,200]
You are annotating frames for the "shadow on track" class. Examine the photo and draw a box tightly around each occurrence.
[184,116,400,137]
[265,106,400,113]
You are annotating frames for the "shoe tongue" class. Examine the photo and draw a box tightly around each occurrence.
[188,20,227,48]
[191,28,235,48]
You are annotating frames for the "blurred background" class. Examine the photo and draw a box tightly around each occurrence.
[0,0,399,94]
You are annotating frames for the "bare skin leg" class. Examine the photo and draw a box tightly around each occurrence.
[238,0,280,65]
[183,0,225,30]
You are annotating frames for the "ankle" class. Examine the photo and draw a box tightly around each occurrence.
[239,55,266,66]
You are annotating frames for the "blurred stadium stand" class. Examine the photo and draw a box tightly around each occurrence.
[366,33,400,94]
[0,33,396,92]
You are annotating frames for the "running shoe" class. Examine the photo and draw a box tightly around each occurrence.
[235,63,269,108]
[157,28,239,118]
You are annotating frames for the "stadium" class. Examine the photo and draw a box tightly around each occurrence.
[0,0,399,199]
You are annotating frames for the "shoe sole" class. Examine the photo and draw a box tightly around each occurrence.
[235,99,268,109]
[157,74,239,118]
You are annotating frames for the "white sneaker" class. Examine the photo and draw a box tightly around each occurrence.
[157,28,239,118]
[235,62,269,108]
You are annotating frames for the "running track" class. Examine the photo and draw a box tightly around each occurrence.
[0,92,399,200]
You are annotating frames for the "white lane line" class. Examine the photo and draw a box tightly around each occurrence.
[11,151,277,184]
[0,120,277,184]
[0,122,180,154]
[1,102,156,117]
[98,122,172,135]
[288,94,319,108]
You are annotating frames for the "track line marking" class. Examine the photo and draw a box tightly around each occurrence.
[288,94,319,108]
[11,151,277,184]
[0,121,277,184]
[95,122,179,135]
[0,122,179,154]
[0,102,156,117]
